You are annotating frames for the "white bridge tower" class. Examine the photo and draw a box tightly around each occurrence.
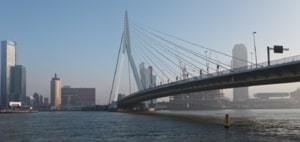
[109,11,144,108]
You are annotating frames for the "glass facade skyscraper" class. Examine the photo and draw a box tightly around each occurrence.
[1,40,16,108]
[11,65,26,103]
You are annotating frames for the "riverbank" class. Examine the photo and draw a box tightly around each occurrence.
[0,109,37,113]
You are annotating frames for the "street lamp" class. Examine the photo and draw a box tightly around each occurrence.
[250,51,253,69]
[252,32,258,68]
[267,45,289,66]
[205,51,209,74]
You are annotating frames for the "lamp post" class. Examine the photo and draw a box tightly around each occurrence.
[252,32,258,68]
[267,45,289,66]
[267,46,271,66]
[250,51,253,69]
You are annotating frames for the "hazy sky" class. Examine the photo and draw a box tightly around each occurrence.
[1,0,300,104]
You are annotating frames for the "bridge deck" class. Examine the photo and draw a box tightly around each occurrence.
[118,59,300,108]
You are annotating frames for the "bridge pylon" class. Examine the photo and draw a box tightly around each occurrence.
[108,11,144,107]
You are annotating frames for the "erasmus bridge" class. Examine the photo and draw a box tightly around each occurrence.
[108,12,300,109]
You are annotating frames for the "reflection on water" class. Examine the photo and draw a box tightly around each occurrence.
[0,109,299,141]
[157,109,300,141]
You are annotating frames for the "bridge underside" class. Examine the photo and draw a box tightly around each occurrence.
[118,61,300,108]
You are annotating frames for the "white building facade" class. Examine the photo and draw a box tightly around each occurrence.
[139,63,157,107]
[51,73,61,107]
[1,40,16,107]
[232,44,249,102]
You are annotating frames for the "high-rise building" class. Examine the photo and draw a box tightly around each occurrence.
[25,96,34,107]
[10,65,26,103]
[139,63,156,89]
[139,63,157,107]
[44,98,49,107]
[232,44,249,102]
[139,63,146,88]
[50,73,61,106]
[39,95,44,107]
[33,92,40,108]
[1,40,16,107]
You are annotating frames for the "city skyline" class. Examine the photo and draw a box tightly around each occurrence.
[1,1,300,104]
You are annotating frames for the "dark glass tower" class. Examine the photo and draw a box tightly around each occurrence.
[10,65,26,104]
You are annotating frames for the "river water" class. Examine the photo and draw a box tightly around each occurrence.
[0,109,300,141]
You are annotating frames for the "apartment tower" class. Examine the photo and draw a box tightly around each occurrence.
[51,73,61,106]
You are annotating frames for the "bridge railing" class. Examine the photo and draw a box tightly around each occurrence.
[165,55,300,86]
[124,54,300,98]
[260,55,300,67]
[225,54,300,73]
[176,55,300,85]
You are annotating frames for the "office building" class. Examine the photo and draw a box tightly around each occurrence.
[139,63,156,107]
[51,73,61,106]
[33,92,40,108]
[1,40,16,107]
[25,96,34,107]
[61,86,95,106]
[10,65,26,103]
[39,95,44,107]
[139,63,156,89]
[44,98,49,106]
[232,44,249,102]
